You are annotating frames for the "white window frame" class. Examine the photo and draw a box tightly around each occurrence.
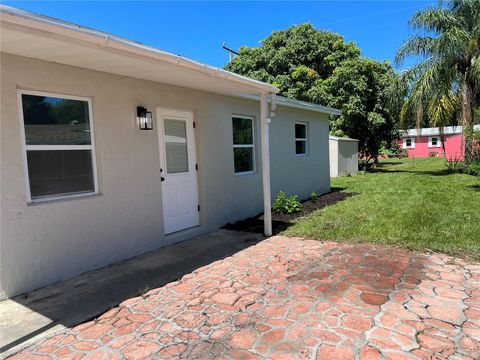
[428,136,441,148]
[232,115,255,176]
[295,122,308,156]
[17,89,99,203]
[403,137,415,149]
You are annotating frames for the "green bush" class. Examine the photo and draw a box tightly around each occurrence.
[285,195,302,214]
[379,147,395,157]
[273,191,287,213]
[310,191,319,202]
[445,156,465,173]
[273,191,302,214]
[380,143,402,158]
[466,130,480,177]
[466,163,480,176]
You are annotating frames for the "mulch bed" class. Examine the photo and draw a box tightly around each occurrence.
[224,190,357,235]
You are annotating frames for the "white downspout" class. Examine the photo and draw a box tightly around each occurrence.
[260,93,274,236]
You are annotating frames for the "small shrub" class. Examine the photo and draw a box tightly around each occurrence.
[379,147,394,157]
[285,195,302,214]
[380,143,402,158]
[310,191,319,202]
[445,156,465,173]
[273,191,287,213]
[359,159,373,172]
[465,163,480,176]
[465,129,480,177]
[273,191,302,214]
[401,148,408,158]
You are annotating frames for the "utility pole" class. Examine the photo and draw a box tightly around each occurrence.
[222,43,239,62]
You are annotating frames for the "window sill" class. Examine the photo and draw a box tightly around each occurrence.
[234,171,256,177]
[296,153,308,157]
[27,192,102,206]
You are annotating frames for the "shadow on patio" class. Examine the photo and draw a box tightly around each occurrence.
[0,229,264,358]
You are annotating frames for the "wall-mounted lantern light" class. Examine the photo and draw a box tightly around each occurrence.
[137,106,153,130]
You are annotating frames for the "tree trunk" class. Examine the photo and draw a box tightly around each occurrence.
[462,80,475,163]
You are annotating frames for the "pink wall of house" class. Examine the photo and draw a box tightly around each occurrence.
[397,133,464,159]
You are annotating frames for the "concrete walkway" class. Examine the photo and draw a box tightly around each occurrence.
[5,235,480,359]
[0,229,264,358]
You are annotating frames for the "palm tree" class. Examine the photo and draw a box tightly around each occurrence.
[396,0,479,162]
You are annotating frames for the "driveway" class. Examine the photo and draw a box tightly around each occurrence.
[8,236,480,359]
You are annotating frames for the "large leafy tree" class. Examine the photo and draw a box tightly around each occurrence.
[396,0,480,161]
[225,23,401,163]
[225,23,360,99]
[309,59,402,163]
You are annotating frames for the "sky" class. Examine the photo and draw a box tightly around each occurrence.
[2,1,436,69]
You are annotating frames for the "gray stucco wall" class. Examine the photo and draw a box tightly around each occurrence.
[1,53,330,299]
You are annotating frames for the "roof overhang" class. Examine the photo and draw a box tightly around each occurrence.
[238,94,341,116]
[400,125,480,137]
[0,5,278,97]
[275,96,341,116]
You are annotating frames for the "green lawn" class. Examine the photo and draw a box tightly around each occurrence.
[285,157,480,260]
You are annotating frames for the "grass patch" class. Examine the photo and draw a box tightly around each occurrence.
[284,157,480,261]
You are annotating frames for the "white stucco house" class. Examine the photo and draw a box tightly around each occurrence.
[0,6,341,299]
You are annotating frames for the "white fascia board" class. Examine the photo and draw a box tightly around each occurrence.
[0,5,278,95]
[237,94,341,116]
[275,96,342,116]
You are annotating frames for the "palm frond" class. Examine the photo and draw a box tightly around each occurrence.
[397,0,479,155]
[409,7,460,33]
[408,58,454,100]
[427,92,458,128]
[432,27,471,56]
[471,55,480,82]
[395,36,436,64]
[398,58,436,84]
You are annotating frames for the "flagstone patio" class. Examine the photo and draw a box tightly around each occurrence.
[8,236,480,359]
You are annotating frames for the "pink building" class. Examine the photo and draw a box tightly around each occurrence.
[398,125,480,160]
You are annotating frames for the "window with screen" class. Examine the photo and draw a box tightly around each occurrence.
[20,91,97,201]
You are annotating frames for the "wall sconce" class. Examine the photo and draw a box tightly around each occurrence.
[137,106,153,130]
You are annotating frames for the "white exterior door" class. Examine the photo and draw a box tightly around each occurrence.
[157,108,199,234]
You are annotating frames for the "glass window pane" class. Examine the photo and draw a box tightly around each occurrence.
[232,117,253,145]
[27,150,95,199]
[295,123,306,139]
[22,94,91,145]
[296,140,307,154]
[234,147,253,173]
[164,119,188,174]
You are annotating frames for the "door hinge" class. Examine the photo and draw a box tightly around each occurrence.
[195,163,198,171]
[193,122,196,129]
[197,205,200,212]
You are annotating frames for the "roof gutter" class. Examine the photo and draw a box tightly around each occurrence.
[0,5,278,95]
